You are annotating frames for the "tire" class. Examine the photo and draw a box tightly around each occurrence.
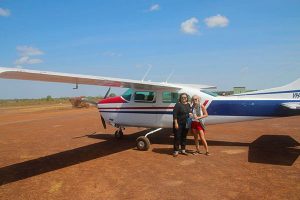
[136,136,150,151]
[115,130,123,139]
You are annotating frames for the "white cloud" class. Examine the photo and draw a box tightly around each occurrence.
[241,66,249,73]
[149,4,160,12]
[102,51,122,57]
[204,14,229,28]
[180,17,199,35]
[16,46,44,56]
[14,46,44,66]
[15,56,43,65]
[0,8,10,17]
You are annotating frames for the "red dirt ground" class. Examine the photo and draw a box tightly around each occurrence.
[0,106,299,200]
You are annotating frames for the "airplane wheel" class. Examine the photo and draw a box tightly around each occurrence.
[136,136,150,151]
[115,130,123,139]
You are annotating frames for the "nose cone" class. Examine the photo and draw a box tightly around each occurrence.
[98,96,127,104]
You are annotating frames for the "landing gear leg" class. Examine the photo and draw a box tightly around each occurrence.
[136,128,162,151]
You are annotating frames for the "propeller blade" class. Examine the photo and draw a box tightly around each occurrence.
[100,114,107,129]
[104,87,111,99]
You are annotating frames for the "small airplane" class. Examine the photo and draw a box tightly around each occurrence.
[0,67,300,150]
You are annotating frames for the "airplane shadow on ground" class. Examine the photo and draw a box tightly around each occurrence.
[248,135,300,166]
[149,129,300,166]
[150,129,249,155]
[0,129,299,186]
[0,129,149,186]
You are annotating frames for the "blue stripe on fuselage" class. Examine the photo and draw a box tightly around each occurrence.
[207,100,300,117]
[99,100,300,117]
[233,90,300,96]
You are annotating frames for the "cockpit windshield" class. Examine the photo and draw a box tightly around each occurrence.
[121,88,133,101]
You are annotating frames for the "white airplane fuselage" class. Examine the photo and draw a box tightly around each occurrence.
[97,88,300,128]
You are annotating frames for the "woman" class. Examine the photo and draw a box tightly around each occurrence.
[173,93,191,157]
[190,95,210,155]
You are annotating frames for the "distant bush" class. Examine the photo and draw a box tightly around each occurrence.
[46,95,53,101]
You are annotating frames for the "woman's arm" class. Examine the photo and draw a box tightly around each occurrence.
[174,119,179,129]
[173,103,179,129]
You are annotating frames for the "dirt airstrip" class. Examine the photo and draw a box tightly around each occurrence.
[0,105,299,200]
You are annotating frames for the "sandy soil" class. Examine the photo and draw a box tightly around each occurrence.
[0,106,299,200]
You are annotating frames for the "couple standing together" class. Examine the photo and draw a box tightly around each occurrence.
[173,93,209,157]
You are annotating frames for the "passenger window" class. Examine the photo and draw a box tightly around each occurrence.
[134,91,156,103]
[162,92,179,103]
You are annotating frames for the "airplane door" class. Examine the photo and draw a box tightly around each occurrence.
[115,90,158,127]
[157,91,179,128]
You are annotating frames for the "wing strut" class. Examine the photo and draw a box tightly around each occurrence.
[73,82,78,89]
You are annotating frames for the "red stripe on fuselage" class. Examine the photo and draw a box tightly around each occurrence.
[98,96,127,104]
[99,106,174,110]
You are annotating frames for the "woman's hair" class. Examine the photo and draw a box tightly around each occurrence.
[178,93,188,103]
[191,95,202,116]
[191,95,201,106]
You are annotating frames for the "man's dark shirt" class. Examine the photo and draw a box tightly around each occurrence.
[173,103,191,125]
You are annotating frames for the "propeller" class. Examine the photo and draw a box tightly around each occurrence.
[78,87,111,129]
[104,87,111,99]
[100,115,107,129]
[99,87,112,129]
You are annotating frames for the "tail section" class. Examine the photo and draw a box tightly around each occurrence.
[233,78,300,99]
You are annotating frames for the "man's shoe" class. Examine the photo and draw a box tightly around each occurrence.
[173,151,179,157]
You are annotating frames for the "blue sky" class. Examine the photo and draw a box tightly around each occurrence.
[0,0,300,99]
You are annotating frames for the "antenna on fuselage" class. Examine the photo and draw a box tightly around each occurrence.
[165,70,174,83]
[141,64,152,82]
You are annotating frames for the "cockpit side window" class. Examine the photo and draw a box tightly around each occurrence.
[134,91,156,103]
[121,89,133,101]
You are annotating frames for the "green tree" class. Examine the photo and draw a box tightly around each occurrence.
[46,95,53,101]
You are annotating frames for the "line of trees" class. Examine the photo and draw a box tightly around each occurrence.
[0,94,117,107]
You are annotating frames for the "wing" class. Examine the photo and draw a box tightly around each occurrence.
[0,67,215,91]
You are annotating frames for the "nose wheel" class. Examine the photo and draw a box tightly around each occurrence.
[114,129,123,139]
